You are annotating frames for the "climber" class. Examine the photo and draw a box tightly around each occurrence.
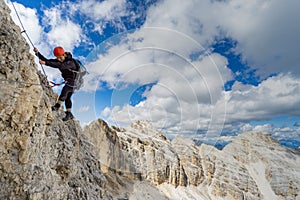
[34,46,76,121]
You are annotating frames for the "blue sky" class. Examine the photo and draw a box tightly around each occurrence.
[6,0,300,148]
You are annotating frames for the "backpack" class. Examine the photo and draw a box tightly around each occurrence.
[71,59,88,90]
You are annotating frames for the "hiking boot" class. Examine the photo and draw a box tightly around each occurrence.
[63,111,74,121]
[51,103,60,111]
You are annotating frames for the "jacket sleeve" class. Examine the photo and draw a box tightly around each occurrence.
[35,52,77,71]
[36,52,49,61]
[35,52,59,68]
[45,59,77,70]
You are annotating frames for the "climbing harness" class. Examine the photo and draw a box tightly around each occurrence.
[49,81,65,88]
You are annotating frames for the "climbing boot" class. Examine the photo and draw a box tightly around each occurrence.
[63,111,74,121]
[51,103,60,111]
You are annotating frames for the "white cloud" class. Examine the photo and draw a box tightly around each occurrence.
[86,27,231,90]
[7,1,42,47]
[223,0,300,77]
[78,106,90,113]
[76,0,128,34]
[83,0,300,137]
[225,73,300,123]
[101,107,112,118]
[79,0,127,20]
[100,72,300,139]
[117,0,300,137]
[144,0,300,78]
[252,124,274,133]
[82,24,235,136]
[43,7,82,51]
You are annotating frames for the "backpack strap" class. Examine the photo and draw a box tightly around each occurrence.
[67,59,80,73]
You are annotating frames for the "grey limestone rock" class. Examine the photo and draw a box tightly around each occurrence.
[0,1,108,199]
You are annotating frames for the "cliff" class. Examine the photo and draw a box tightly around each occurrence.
[1,1,300,200]
[85,119,300,200]
[0,1,108,199]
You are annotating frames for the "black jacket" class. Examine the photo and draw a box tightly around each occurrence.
[36,52,78,82]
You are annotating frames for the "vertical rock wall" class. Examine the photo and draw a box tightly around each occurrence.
[0,1,108,199]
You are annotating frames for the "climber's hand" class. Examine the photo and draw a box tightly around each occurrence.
[33,47,38,53]
[39,60,46,65]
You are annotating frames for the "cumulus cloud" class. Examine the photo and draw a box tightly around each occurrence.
[42,7,82,51]
[79,0,127,21]
[85,0,300,140]
[225,73,300,123]
[224,0,300,77]
[78,106,90,113]
[99,71,300,138]
[81,26,233,137]
[144,0,300,78]
[77,0,128,33]
[86,27,231,89]
[7,1,42,47]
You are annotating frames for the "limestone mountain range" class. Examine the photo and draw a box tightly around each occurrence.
[0,1,299,199]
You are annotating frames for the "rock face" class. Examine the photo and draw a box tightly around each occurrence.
[0,1,107,199]
[85,120,186,186]
[85,119,300,200]
[1,1,300,200]
[223,132,300,200]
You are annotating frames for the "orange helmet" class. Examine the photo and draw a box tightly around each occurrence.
[53,46,65,57]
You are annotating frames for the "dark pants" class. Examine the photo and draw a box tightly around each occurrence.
[59,84,74,109]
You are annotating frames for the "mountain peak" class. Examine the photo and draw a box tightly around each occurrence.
[172,134,197,148]
[128,120,169,141]
[130,119,157,133]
